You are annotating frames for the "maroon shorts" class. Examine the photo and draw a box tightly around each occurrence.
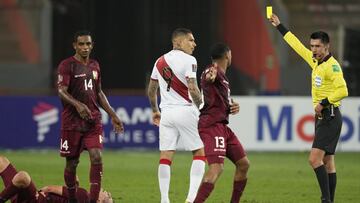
[60,125,104,157]
[199,123,246,164]
[0,164,38,203]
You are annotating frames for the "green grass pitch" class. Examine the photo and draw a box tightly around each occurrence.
[0,150,359,203]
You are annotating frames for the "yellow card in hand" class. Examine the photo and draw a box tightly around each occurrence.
[266,6,272,19]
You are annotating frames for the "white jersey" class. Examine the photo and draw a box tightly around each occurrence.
[150,50,197,109]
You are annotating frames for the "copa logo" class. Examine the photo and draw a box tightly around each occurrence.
[32,102,59,142]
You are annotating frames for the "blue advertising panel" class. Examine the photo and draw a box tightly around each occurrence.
[0,96,158,149]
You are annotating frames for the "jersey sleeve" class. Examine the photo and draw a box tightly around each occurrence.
[150,60,159,80]
[283,32,317,69]
[57,61,71,87]
[61,186,89,200]
[95,61,102,85]
[61,186,68,197]
[185,56,197,79]
[327,63,348,103]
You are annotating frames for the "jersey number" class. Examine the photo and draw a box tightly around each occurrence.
[162,67,174,91]
[84,79,93,90]
[60,139,69,151]
[215,136,225,148]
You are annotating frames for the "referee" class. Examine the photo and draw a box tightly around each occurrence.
[269,14,348,203]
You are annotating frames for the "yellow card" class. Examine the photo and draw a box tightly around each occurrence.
[266,6,272,19]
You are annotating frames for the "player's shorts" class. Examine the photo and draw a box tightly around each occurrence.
[60,125,104,157]
[0,164,38,203]
[159,105,204,151]
[313,107,342,155]
[199,123,246,164]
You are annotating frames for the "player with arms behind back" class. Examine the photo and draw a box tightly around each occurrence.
[147,28,205,203]
[57,30,124,203]
[194,43,250,203]
[269,13,348,203]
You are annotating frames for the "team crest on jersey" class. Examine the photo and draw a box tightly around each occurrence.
[192,64,197,72]
[332,65,340,72]
[314,76,322,87]
[92,71,98,80]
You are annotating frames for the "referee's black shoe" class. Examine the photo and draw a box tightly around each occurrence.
[321,197,332,203]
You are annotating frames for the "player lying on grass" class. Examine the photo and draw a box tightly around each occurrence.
[0,155,112,203]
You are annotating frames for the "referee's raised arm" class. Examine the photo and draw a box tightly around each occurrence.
[268,13,316,68]
[270,14,289,37]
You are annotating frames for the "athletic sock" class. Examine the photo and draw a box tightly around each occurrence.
[314,165,331,201]
[328,173,337,202]
[230,178,247,203]
[158,159,171,203]
[64,168,77,201]
[0,182,20,201]
[90,163,103,202]
[194,182,214,203]
[186,156,206,202]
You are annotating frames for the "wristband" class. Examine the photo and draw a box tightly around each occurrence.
[277,24,289,36]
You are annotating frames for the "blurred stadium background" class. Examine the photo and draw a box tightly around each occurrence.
[0,0,359,202]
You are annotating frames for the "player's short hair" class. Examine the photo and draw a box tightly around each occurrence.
[73,30,92,43]
[310,31,330,44]
[210,43,230,60]
[171,28,192,41]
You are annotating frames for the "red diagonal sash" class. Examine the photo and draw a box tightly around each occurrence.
[156,56,191,103]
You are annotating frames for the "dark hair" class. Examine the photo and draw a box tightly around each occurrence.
[210,43,230,60]
[73,30,92,42]
[310,31,330,44]
[171,28,192,41]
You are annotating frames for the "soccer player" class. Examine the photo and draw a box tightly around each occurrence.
[0,155,113,203]
[194,43,250,203]
[269,13,348,203]
[57,30,124,203]
[147,28,206,203]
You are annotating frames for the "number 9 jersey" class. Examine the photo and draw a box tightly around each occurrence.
[150,50,197,109]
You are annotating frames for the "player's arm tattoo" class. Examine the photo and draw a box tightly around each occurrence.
[187,77,202,108]
[147,79,160,113]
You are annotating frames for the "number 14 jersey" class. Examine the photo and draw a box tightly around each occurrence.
[57,56,102,131]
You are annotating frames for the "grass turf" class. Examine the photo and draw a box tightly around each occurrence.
[0,150,359,203]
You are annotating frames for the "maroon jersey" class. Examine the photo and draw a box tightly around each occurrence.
[39,187,89,203]
[57,56,102,132]
[199,65,231,128]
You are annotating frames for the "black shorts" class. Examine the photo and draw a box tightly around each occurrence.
[313,106,342,155]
